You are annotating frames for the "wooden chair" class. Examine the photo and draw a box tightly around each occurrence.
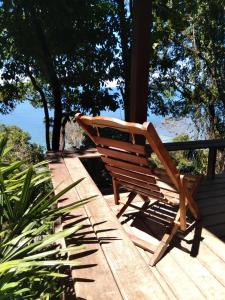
[75,113,201,265]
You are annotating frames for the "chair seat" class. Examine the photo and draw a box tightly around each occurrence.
[113,168,201,206]
[152,168,202,205]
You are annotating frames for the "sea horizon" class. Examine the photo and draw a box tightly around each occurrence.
[0,101,194,148]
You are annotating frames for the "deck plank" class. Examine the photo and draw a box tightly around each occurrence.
[105,173,225,299]
[64,156,169,300]
[120,220,177,300]
[49,158,123,300]
[123,217,205,300]
[49,153,225,300]
[155,254,205,300]
[196,242,225,287]
[170,247,225,299]
[201,229,225,262]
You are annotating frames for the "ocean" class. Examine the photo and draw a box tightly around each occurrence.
[0,102,193,148]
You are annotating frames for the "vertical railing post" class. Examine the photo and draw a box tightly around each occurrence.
[207,147,217,179]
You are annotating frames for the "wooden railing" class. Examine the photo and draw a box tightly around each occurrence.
[63,139,225,180]
[147,139,225,179]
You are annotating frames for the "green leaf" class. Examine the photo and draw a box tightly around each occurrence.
[30,225,81,253]
[1,281,19,291]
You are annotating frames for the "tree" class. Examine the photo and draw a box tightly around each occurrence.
[149,0,225,139]
[114,0,132,121]
[0,0,119,150]
[0,124,44,163]
[114,0,225,137]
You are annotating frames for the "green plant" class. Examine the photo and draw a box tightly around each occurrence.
[149,134,208,175]
[170,135,208,174]
[0,124,45,165]
[0,136,93,299]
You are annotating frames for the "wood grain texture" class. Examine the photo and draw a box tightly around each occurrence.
[64,156,169,299]
[75,113,146,135]
[95,136,146,155]
[106,165,156,184]
[97,146,149,166]
[49,152,225,299]
[74,114,201,266]
[49,158,123,300]
[75,114,200,229]
[102,156,153,175]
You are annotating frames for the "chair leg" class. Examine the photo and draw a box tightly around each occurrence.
[149,223,179,266]
[112,178,120,205]
[116,192,136,219]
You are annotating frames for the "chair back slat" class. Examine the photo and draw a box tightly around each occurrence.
[102,157,153,176]
[120,181,165,201]
[97,146,149,166]
[153,168,200,193]
[106,165,181,204]
[106,165,157,184]
[75,115,145,135]
[95,136,146,155]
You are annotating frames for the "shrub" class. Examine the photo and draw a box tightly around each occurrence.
[65,121,85,149]
[0,137,93,299]
[149,134,208,174]
[170,134,208,174]
[0,124,44,164]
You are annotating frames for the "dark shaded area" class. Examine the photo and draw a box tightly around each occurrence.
[122,200,202,257]
[81,158,112,195]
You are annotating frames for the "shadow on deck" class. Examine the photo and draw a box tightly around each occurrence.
[48,152,225,299]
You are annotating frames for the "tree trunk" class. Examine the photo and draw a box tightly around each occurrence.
[26,66,51,150]
[208,103,217,139]
[116,0,131,121]
[51,83,62,151]
[30,7,62,150]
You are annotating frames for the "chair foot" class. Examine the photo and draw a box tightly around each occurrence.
[116,192,136,218]
[149,224,179,266]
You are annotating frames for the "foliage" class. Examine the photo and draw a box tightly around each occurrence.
[65,121,85,149]
[0,0,224,150]
[114,0,225,141]
[149,0,225,139]
[0,136,93,299]
[170,134,208,174]
[0,0,119,150]
[0,124,44,164]
[150,134,208,175]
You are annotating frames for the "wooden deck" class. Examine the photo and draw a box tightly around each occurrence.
[48,153,225,299]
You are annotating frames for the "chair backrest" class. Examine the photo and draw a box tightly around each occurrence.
[74,113,199,229]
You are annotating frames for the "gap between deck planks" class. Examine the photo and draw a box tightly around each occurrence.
[49,158,123,300]
[49,153,225,300]
[105,171,225,300]
[49,155,169,299]
[63,156,169,299]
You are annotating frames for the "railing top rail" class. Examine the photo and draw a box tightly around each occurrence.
[146,139,225,152]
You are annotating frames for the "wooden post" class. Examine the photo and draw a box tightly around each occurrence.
[130,0,152,124]
[207,147,217,179]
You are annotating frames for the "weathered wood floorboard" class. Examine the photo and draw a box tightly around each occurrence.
[63,156,169,300]
[49,158,123,300]
[49,155,169,299]
[49,152,225,300]
[106,172,225,299]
